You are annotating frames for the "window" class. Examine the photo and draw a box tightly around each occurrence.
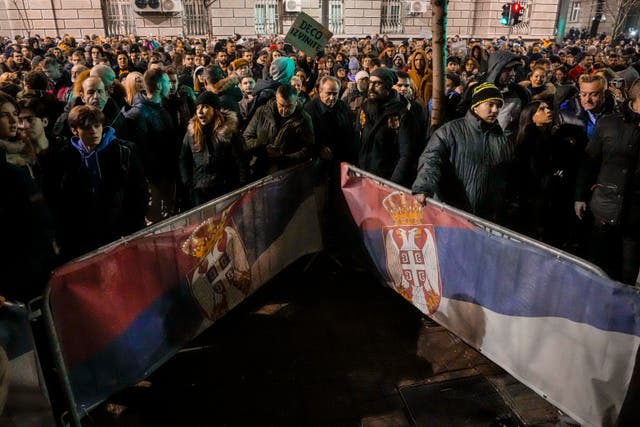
[104,0,136,36]
[255,0,280,35]
[328,0,344,35]
[183,0,209,36]
[381,0,403,34]
[569,1,581,23]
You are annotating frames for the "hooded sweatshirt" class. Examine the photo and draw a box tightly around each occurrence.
[407,49,433,105]
[70,126,116,194]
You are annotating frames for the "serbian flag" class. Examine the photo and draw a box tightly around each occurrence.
[46,164,323,413]
[341,163,640,427]
[0,303,55,425]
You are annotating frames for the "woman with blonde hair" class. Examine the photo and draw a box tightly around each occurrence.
[122,71,145,106]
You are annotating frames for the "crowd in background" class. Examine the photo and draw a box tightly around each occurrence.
[2,28,640,308]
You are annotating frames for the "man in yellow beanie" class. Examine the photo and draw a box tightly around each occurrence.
[412,82,516,223]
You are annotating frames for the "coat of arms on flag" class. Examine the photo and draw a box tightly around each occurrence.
[182,207,251,320]
[383,192,441,315]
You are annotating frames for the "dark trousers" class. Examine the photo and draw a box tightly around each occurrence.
[590,223,640,285]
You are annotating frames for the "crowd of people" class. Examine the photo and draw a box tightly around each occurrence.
[1,29,640,309]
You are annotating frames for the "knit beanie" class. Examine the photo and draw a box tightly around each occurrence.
[470,82,504,110]
[370,67,397,88]
[348,56,360,71]
[196,91,220,109]
[355,70,369,81]
[270,57,295,84]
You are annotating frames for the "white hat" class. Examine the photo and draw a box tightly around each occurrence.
[355,70,369,81]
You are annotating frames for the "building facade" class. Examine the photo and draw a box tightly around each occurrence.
[1,0,560,40]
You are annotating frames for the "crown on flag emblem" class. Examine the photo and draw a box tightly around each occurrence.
[182,210,230,259]
[382,191,424,225]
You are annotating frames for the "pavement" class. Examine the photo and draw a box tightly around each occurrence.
[89,253,570,427]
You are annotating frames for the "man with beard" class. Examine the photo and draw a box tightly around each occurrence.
[357,67,420,187]
[215,50,229,74]
[412,83,515,224]
[341,70,369,119]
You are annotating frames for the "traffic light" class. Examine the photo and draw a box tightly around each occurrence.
[500,3,510,26]
[511,2,523,25]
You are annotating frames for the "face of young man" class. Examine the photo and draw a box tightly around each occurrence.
[394,77,411,98]
[71,52,84,66]
[216,51,228,66]
[167,72,179,96]
[12,51,24,64]
[275,93,297,118]
[158,73,171,99]
[240,77,255,95]
[19,110,48,142]
[183,54,195,69]
[44,63,62,81]
[473,100,502,124]
[73,122,103,151]
[447,62,460,73]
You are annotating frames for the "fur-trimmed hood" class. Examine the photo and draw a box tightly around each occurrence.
[187,108,239,150]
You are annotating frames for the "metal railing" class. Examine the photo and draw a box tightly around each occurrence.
[380,0,404,34]
[328,0,344,35]
[104,0,136,36]
[254,0,280,35]
[345,164,608,279]
[183,0,210,36]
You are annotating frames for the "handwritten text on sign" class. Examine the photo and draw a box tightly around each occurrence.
[284,12,333,58]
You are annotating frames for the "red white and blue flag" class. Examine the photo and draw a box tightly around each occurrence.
[341,163,640,427]
[46,164,323,413]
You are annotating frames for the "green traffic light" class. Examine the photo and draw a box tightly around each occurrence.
[500,17,509,25]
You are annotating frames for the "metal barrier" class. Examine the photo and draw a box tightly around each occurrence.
[40,162,324,426]
[0,301,55,426]
[345,164,608,278]
[33,161,610,426]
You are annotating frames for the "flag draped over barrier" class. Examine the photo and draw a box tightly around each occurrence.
[340,163,640,427]
[0,303,54,426]
[45,164,323,415]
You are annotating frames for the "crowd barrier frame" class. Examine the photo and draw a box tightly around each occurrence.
[40,163,317,427]
[344,164,608,279]
[37,162,610,426]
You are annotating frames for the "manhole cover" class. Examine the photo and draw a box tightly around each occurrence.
[399,376,521,426]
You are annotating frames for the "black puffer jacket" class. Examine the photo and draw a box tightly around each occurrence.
[576,104,640,229]
[412,110,515,221]
[179,110,248,204]
[243,98,314,177]
[357,91,420,187]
